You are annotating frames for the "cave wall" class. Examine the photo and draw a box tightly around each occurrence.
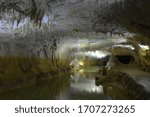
[113,0,150,37]
[1,0,150,70]
[111,46,140,64]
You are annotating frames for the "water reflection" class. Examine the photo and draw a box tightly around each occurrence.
[0,74,71,100]
[58,68,110,100]
[0,67,110,100]
[70,70,103,94]
[95,70,150,100]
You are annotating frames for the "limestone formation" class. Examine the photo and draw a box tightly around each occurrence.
[95,70,150,99]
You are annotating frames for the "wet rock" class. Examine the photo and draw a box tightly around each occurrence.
[95,70,150,99]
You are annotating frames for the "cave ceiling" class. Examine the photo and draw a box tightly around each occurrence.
[0,0,150,43]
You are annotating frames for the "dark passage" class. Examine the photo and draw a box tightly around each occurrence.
[116,55,134,64]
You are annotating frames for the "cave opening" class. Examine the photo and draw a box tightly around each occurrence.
[116,55,134,64]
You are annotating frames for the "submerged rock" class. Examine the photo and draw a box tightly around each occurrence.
[95,70,150,99]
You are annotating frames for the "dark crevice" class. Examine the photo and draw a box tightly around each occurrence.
[116,55,134,64]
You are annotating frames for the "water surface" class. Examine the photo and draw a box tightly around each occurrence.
[0,67,130,100]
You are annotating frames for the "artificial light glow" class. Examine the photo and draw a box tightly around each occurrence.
[138,44,149,51]
[71,80,103,93]
[86,50,109,59]
[70,72,103,93]
[79,61,84,66]
[113,44,135,50]
[79,69,84,73]
[75,50,109,59]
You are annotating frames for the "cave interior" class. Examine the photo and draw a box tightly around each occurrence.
[0,0,150,100]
